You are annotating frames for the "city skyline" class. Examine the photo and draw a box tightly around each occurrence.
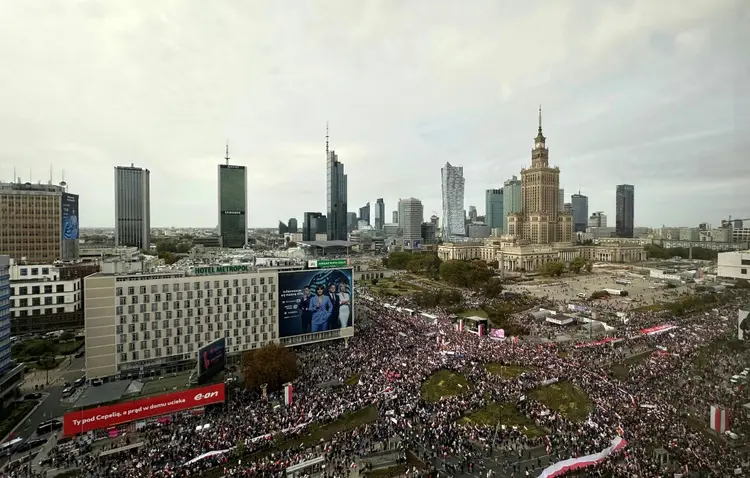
[1,1,748,228]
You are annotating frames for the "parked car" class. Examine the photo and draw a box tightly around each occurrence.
[61,387,74,398]
[74,349,85,358]
[74,377,85,387]
[15,438,45,453]
[91,378,103,386]
[24,392,43,400]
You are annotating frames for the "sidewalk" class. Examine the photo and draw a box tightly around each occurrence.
[20,357,73,392]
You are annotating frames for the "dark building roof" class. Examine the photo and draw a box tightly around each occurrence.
[299,240,354,248]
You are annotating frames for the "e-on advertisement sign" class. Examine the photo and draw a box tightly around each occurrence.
[197,337,226,384]
[63,383,225,436]
[278,268,353,337]
[61,192,80,240]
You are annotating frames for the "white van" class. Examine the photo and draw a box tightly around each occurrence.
[576,293,587,299]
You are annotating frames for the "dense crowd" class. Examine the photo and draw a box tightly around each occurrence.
[7,282,750,478]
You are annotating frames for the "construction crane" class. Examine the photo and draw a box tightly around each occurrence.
[721,215,750,228]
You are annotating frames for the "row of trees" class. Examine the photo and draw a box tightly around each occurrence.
[413,289,463,308]
[645,244,718,261]
[541,257,593,277]
[386,252,442,278]
[386,252,495,288]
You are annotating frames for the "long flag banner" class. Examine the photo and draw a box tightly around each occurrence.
[537,436,627,478]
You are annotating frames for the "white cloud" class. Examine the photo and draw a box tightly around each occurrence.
[0,0,747,228]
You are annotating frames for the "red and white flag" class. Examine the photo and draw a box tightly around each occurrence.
[284,382,294,406]
[710,405,729,433]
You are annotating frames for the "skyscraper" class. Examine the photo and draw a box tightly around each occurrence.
[571,193,589,233]
[115,165,151,250]
[398,198,424,248]
[347,212,357,233]
[392,211,399,224]
[502,176,522,234]
[441,162,465,240]
[506,107,573,244]
[0,255,11,374]
[485,189,504,232]
[287,218,298,233]
[359,202,370,225]
[616,184,635,238]
[468,206,477,222]
[303,212,324,241]
[374,198,385,230]
[326,127,348,241]
[218,146,248,248]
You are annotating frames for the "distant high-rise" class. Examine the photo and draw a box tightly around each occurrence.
[278,221,289,235]
[115,165,151,250]
[218,145,248,248]
[468,206,477,222]
[392,211,399,224]
[558,189,565,212]
[616,184,635,238]
[441,162,465,240]
[503,176,522,234]
[571,193,589,233]
[398,198,424,248]
[326,126,348,241]
[374,198,385,230]
[346,212,358,233]
[359,202,371,225]
[589,211,607,228]
[287,218,298,234]
[0,255,11,375]
[303,212,324,241]
[485,189,504,232]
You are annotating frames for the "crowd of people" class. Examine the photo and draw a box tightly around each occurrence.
[7,280,750,478]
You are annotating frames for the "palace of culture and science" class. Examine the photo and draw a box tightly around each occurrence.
[437,109,646,271]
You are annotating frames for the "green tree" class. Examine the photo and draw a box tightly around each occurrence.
[387,252,414,269]
[480,278,504,299]
[584,261,593,273]
[439,260,492,287]
[542,261,565,277]
[569,257,586,274]
[241,343,299,392]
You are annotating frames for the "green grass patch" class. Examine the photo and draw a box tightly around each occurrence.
[420,370,470,403]
[370,278,425,296]
[345,373,361,386]
[56,339,85,355]
[485,363,531,378]
[363,465,407,478]
[611,349,654,379]
[460,402,545,437]
[529,381,593,422]
[458,308,488,318]
[0,400,37,439]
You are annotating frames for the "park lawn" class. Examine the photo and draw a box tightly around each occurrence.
[0,400,37,440]
[56,339,85,355]
[485,363,532,378]
[529,381,593,422]
[345,373,361,386]
[421,370,471,403]
[459,402,545,438]
[364,465,408,478]
[371,278,424,296]
[458,308,488,319]
[611,349,654,379]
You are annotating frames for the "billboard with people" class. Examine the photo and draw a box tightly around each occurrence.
[63,383,225,436]
[197,337,226,384]
[278,268,354,337]
[61,192,80,240]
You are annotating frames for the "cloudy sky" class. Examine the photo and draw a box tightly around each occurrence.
[1,0,748,229]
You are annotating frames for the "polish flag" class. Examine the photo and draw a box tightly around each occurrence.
[284,382,294,406]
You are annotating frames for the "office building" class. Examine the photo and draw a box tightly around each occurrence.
[0,256,10,374]
[571,193,589,233]
[0,181,80,263]
[347,212,358,233]
[468,223,491,239]
[326,131,348,241]
[468,206,477,222]
[374,198,385,230]
[398,198,424,248]
[359,202,370,225]
[83,267,281,380]
[503,176,522,234]
[558,189,565,212]
[564,203,573,214]
[217,146,248,248]
[8,260,98,334]
[441,162,465,240]
[303,212,325,241]
[421,222,437,245]
[717,251,750,280]
[287,218,298,234]
[115,165,151,250]
[485,189,504,232]
[616,184,635,238]
[506,108,573,244]
[278,221,288,235]
[588,211,607,228]
[393,211,399,224]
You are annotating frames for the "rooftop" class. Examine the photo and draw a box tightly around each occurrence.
[299,240,355,248]
[73,380,134,408]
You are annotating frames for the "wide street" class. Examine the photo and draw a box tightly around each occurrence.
[414,441,552,478]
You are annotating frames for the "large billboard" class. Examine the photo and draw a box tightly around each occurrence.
[197,337,226,384]
[739,310,749,341]
[278,268,354,337]
[61,192,80,240]
[63,383,225,436]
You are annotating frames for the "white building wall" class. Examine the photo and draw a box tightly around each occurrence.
[717,251,750,280]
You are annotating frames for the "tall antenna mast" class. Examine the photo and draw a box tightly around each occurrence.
[49,165,53,185]
[225,140,230,165]
[325,122,329,157]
